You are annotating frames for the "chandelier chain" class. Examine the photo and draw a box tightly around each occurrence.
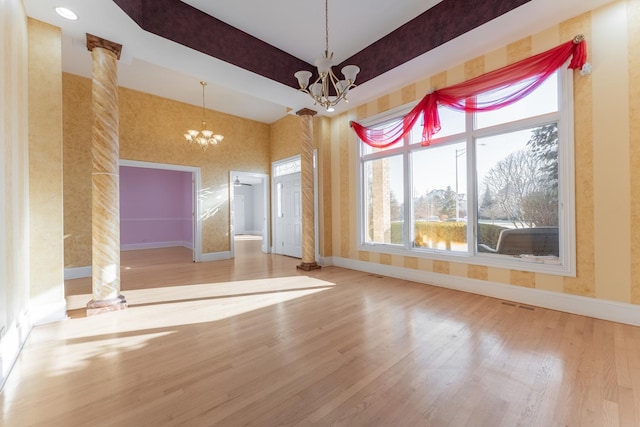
[324,0,329,54]
[200,81,206,120]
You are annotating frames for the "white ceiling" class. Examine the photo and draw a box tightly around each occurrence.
[23,0,612,124]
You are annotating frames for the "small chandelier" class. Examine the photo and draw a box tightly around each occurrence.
[294,0,360,112]
[184,81,224,151]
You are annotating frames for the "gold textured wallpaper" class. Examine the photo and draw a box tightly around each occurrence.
[630,0,640,305]
[63,73,271,267]
[28,19,64,309]
[329,0,640,306]
[270,114,302,162]
[317,116,333,257]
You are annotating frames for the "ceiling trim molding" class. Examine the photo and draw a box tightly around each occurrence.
[337,0,531,83]
[113,0,313,87]
[113,0,531,89]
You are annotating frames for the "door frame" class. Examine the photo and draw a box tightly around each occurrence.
[119,159,202,262]
[271,153,319,259]
[229,170,270,256]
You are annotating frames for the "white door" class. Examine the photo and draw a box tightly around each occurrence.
[274,172,302,258]
[234,194,246,235]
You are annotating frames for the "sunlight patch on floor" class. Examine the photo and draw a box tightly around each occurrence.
[234,234,262,241]
[21,276,338,385]
[66,276,334,310]
[46,331,174,378]
[61,276,335,337]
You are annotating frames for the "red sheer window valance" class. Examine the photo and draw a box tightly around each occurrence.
[351,36,588,148]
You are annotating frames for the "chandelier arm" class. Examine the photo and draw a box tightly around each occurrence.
[323,78,330,104]
[327,68,340,91]
[308,74,323,105]
[330,69,348,104]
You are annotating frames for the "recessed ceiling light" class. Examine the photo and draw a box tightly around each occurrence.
[55,7,78,20]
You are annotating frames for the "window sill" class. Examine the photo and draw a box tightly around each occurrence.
[358,242,575,277]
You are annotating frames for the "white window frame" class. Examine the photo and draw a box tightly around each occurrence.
[357,68,576,276]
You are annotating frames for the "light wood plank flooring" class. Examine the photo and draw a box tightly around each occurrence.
[2,239,640,426]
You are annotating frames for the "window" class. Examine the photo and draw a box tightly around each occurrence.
[411,141,467,252]
[274,157,301,177]
[358,70,575,275]
[363,154,404,245]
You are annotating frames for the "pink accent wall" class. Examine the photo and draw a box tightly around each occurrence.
[120,166,193,248]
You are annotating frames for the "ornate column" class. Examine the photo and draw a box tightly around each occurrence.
[86,34,127,315]
[296,108,321,271]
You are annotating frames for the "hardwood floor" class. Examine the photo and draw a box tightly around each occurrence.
[2,239,640,426]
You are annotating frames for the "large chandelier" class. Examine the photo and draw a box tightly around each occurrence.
[184,81,224,151]
[294,0,360,112]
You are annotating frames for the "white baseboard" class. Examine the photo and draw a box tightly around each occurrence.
[329,256,640,327]
[30,298,68,326]
[0,301,59,390]
[65,249,229,282]
[66,243,196,279]
[0,311,31,392]
[200,251,232,262]
[235,231,262,236]
[64,266,92,280]
[121,241,193,251]
[318,256,333,267]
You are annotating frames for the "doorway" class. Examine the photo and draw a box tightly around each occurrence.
[233,194,246,235]
[120,160,202,262]
[230,171,270,256]
[272,155,307,259]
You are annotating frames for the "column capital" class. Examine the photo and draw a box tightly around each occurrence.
[296,108,318,117]
[86,33,122,60]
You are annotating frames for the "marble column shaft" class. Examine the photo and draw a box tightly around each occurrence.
[296,109,320,271]
[87,36,126,311]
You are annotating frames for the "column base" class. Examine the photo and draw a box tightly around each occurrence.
[87,295,127,316]
[297,262,321,271]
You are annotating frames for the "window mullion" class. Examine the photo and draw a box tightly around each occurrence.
[466,104,476,254]
[467,139,478,255]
